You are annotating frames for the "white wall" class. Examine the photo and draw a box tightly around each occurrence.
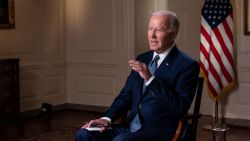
[220,0,250,120]
[0,0,66,111]
[65,0,134,107]
[1,0,250,121]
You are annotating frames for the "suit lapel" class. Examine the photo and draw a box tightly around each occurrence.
[155,46,179,75]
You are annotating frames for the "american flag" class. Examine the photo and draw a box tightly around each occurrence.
[200,0,235,100]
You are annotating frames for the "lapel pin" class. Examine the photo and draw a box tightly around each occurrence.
[165,63,169,66]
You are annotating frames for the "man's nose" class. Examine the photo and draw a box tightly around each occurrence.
[151,30,157,38]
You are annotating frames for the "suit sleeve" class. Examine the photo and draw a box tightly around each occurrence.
[147,60,200,118]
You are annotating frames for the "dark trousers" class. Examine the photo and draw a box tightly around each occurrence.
[75,125,173,141]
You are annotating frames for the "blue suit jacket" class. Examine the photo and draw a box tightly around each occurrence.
[104,46,199,135]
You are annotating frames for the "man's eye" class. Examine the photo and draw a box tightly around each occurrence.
[156,29,162,32]
[148,27,166,32]
[156,28,165,32]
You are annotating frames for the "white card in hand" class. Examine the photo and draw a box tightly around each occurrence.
[85,127,102,131]
[84,126,112,131]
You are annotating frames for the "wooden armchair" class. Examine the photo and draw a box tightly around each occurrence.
[172,77,204,141]
[117,77,204,141]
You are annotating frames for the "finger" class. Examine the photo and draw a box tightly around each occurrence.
[87,120,96,128]
[129,60,141,66]
[100,119,110,127]
[130,62,142,68]
[100,126,108,132]
[132,67,142,72]
[81,121,89,128]
[128,60,136,64]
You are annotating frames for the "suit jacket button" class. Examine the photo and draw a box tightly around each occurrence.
[139,104,142,109]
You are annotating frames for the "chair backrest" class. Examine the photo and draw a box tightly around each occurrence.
[187,77,204,141]
[172,77,204,141]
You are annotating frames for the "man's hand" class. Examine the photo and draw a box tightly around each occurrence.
[82,118,110,132]
[128,60,152,80]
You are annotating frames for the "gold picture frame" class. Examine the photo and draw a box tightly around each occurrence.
[244,0,250,35]
[0,0,15,29]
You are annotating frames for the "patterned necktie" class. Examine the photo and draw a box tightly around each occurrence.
[130,55,160,132]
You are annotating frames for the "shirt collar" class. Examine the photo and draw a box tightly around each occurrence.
[152,43,175,61]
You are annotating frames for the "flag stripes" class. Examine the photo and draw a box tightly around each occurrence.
[200,0,235,100]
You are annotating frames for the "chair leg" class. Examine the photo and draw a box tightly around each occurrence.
[223,132,226,141]
[212,130,216,141]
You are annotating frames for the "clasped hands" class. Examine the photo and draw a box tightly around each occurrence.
[128,60,152,80]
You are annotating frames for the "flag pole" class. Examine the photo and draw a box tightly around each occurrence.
[202,100,219,131]
[215,100,218,124]
[211,99,230,141]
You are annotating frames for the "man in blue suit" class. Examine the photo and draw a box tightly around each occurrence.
[75,10,199,141]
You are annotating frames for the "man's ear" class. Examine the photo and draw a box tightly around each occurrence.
[170,31,177,41]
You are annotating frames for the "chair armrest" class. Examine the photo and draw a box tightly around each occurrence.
[171,113,202,141]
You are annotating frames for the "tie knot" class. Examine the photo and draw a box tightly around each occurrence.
[153,55,160,62]
[151,55,160,67]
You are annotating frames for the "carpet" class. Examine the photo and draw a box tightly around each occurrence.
[18,128,78,141]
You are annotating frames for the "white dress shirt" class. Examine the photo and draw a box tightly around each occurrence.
[145,44,174,86]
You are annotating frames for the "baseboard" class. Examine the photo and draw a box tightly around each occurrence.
[65,103,108,112]
[20,103,108,118]
[20,104,250,128]
[201,115,250,128]
[20,104,68,118]
[225,118,250,128]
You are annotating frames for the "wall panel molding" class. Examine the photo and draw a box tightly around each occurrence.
[20,65,66,112]
[43,0,65,58]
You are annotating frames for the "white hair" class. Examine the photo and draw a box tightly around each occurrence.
[151,10,180,34]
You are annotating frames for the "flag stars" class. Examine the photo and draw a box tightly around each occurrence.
[202,0,232,28]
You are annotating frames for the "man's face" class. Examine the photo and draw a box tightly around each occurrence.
[148,15,176,53]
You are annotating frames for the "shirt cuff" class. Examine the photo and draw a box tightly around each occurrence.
[100,117,112,124]
[145,76,155,86]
